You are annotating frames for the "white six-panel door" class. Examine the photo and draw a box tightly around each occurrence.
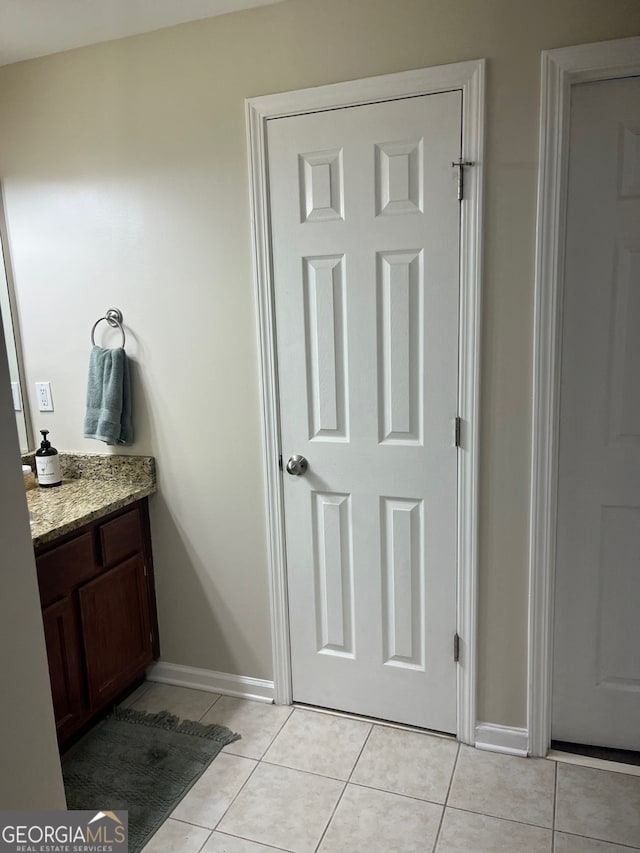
[553,75,640,750]
[267,92,462,731]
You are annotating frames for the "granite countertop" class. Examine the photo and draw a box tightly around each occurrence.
[23,453,156,549]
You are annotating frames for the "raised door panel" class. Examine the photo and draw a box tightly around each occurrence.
[608,247,640,443]
[303,255,348,440]
[79,554,152,708]
[596,506,640,690]
[377,250,423,444]
[311,491,354,657]
[41,597,85,739]
[380,497,425,670]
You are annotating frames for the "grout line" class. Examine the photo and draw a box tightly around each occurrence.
[206,706,314,838]
[431,742,460,853]
[551,760,558,853]
[347,724,374,784]
[259,759,352,786]
[444,742,461,807]
[257,704,296,758]
[444,804,553,832]
[223,745,264,759]
[214,829,294,851]
[312,781,348,853]
[294,703,456,740]
[210,757,262,832]
[552,758,558,832]
[197,693,223,722]
[551,829,640,851]
[344,779,451,808]
[195,829,213,853]
[167,817,216,830]
[312,724,375,853]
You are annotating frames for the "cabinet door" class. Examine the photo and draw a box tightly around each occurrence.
[41,598,85,739]
[79,554,153,708]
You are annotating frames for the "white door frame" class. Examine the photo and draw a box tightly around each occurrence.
[246,59,485,745]
[528,37,640,758]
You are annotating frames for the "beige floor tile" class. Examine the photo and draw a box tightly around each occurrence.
[202,832,293,852]
[351,724,458,803]
[131,682,220,720]
[201,697,293,759]
[140,818,210,853]
[318,783,442,853]
[555,763,640,848]
[448,745,555,827]
[436,808,552,853]
[263,708,371,780]
[118,680,152,709]
[217,762,344,853]
[171,753,257,829]
[554,831,640,853]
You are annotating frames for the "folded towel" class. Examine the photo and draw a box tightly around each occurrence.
[83,346,133,445]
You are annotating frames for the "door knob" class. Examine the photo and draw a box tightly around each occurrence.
[286,454,308,476]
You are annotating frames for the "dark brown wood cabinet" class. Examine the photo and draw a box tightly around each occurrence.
[41,597,85,737]
[36,499,159,745]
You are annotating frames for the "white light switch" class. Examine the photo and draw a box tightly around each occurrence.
[35,381,54,412]
[11,381,22,411]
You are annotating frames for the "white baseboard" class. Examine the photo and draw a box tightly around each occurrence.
[475,723,529,757]
[145,667,528,753]
[146,662,275,704]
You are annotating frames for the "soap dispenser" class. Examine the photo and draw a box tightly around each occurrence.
[35,429,62,488]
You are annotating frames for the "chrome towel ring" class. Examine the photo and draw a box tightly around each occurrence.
[91,308,126,348]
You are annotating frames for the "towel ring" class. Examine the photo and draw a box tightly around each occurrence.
[91,308,126,348]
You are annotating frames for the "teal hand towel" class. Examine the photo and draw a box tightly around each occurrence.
[83,346,133,445]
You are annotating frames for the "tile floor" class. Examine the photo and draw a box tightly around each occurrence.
[120,682,640,853]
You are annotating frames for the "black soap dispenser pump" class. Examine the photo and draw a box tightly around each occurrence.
[35,429,62,488]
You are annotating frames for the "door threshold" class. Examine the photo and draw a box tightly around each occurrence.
[547,748,640,777]
[293,702,456,741]
[551,739,640,767]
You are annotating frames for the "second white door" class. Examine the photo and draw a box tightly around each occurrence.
[553,75,640,750]
[267,91,462,732]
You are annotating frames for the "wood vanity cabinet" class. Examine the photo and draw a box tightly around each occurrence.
[36,498,159,745]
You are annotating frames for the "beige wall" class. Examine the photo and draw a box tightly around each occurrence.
[0,0,638,727]
[0,337,65,808]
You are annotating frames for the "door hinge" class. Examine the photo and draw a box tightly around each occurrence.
[149,631,153,644]
[455,416,462,448]
[143,563,148,577]
[278,453,283,472]
[451,158,474,201]
[454,632,461,663]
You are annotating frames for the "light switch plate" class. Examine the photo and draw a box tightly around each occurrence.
[35,381,54,411]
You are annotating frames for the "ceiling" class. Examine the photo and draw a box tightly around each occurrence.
[0,0,283,66]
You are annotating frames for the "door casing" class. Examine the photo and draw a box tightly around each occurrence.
[246,60,485,745]
[529,36,640,758]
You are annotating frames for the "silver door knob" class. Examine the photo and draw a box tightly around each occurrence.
[286,454,308,476]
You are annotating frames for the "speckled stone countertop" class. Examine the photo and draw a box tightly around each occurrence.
[22,453,156,549]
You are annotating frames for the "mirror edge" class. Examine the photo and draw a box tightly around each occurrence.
[0,183,33,453]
